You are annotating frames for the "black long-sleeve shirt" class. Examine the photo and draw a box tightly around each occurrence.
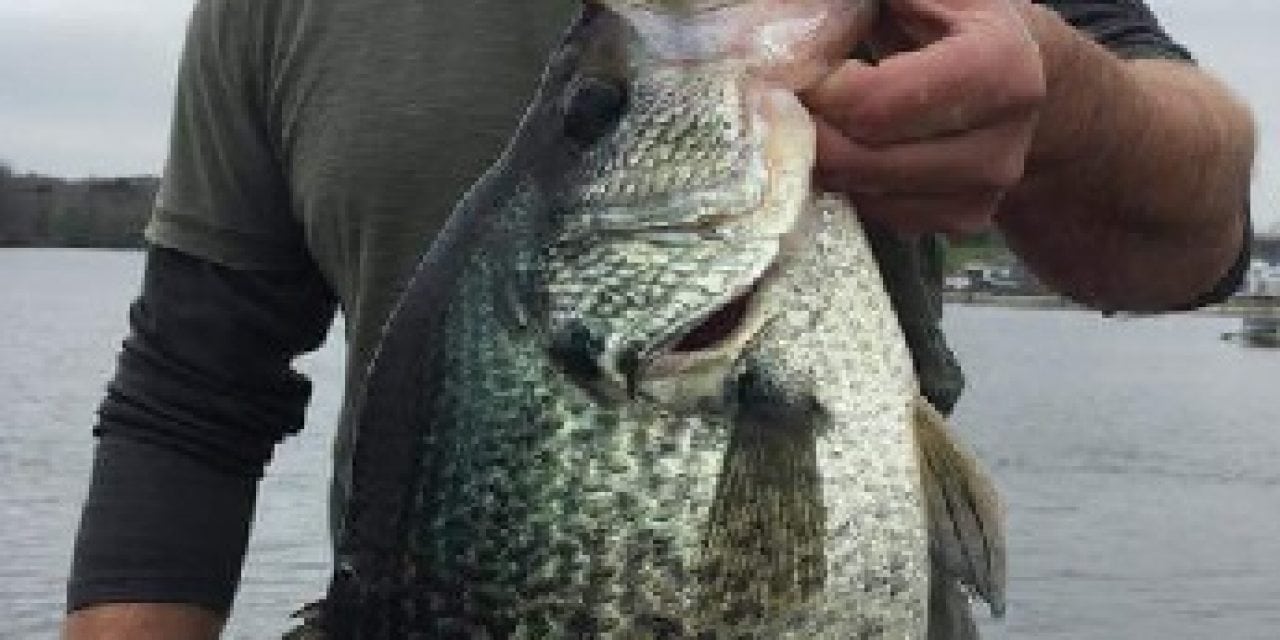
[68,247,335,612]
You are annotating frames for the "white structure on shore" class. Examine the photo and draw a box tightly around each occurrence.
[1244,259,1280,297]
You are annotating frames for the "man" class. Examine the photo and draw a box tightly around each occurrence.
[64,0,1253,637]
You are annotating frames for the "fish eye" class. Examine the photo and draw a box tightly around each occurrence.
[562,75,629,147]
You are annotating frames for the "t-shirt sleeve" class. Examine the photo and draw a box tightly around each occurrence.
[1037,0,1193,61]
[147,0,307,271]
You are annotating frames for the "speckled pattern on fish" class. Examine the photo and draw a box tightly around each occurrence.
[302,4,1004,638]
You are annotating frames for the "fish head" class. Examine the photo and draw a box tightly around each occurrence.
[530,2,874,409]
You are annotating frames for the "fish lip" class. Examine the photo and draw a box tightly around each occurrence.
[627,269,778,411]
[641,261,779,380]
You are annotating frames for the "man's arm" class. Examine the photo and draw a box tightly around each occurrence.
[64,248,336,640]
[804,0,1254,312]
[65,0,335,633]
[1000,4,1253,311]
[65,602,223,640]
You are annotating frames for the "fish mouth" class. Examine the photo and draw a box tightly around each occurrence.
[635,267,779,408]
[670,283,758,353]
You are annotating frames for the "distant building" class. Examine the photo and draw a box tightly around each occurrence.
[1243,259,1280,297]
[1239,233,1280,298]
[955,262,1044,295]
[944,274,974,291]
[1254,233,1280,266]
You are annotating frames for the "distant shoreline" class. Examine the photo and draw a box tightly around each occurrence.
[944,291,1279,318]
[0,245,142,251]
[944,292,1073,309]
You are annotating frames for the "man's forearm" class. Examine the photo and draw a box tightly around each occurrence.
[65,434,257,639]
[999,4,1255,312]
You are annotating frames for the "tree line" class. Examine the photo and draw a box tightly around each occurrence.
[0,162,158,249]
[2,160,1274,257]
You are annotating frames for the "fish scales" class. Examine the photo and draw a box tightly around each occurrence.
[310,3,1004,639]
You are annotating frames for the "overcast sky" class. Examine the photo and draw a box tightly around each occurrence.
[0,0,1275,229]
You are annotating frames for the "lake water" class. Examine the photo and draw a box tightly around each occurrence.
[2,249,1278,639]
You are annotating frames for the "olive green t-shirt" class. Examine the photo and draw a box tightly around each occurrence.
[150,0,580,386]
[148,0,585,530]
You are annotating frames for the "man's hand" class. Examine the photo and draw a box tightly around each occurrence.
[803,0,1253,311]
[802,0,1045,236]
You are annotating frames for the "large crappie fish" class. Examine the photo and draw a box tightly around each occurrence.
[303,1,1005,637]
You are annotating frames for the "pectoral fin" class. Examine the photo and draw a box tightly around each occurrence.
[913,397,1007,617]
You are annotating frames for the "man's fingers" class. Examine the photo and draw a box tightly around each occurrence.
[799,0,1048,237]
[803,14,1043,144]
[813,117,1033,195]
[852,191,1003,236]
